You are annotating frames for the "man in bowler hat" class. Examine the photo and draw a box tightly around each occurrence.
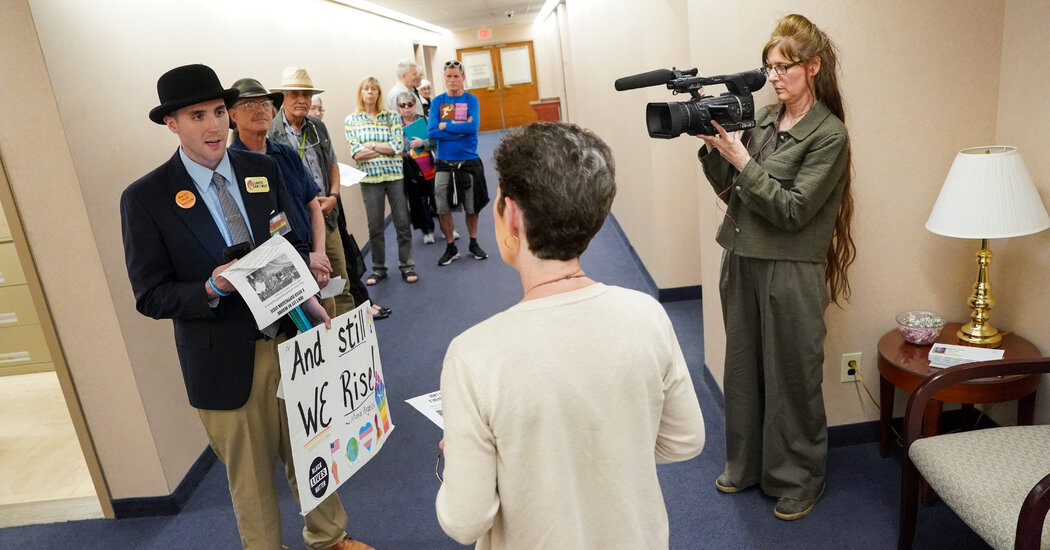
[120,64,373,550]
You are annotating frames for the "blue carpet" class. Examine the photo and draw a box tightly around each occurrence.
[0,131,989,549]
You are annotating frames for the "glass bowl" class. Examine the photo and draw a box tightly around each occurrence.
[896,311,946,345]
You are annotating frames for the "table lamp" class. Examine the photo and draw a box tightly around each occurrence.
[925,145,1050,347]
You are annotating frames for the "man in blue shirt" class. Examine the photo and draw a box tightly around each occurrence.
[227,77,336,295]
[428,60,490,266]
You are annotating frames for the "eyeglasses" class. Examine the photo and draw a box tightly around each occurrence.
[444,60,462,68]
[398,102,415,108]
[235,99,274,111]
[762,61,802,76]
[435,454,444,483]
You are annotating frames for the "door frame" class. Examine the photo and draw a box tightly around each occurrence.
[0,150,114,517]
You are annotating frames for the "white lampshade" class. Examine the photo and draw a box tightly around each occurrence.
[926,146,1050,239]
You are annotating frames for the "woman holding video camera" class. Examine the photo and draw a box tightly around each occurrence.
[697,13,855,521]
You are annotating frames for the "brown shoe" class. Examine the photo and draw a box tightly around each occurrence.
[325,536,375,550]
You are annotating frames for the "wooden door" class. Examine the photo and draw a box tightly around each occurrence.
[457,41,539,132]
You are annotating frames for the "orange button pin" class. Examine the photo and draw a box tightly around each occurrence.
[175,190,196,209]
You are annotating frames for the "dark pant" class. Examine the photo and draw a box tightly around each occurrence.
[719,252,829,500]
[360,179,414,275]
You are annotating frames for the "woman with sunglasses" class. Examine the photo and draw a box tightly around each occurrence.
[345,77,418,285]
[697,13,855,521]
[397,91,438,244]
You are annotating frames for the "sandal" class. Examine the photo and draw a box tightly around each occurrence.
[371,305,392,320]
[401,270,419,283]
[365,271,386,285]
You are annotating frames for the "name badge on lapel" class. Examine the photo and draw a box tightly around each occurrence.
[245,177,270,193]
[269,211,291,237]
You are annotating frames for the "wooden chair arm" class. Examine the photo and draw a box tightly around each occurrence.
[903,357,1050,452]
[1016,471,1050,550]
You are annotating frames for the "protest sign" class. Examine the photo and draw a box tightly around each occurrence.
[277,302,393,515]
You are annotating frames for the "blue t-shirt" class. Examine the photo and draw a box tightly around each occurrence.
[229,137,316,246]
[427,91,480,161]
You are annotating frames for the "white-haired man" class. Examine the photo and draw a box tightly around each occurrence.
[387,58,424,117]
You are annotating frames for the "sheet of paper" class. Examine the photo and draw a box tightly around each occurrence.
[219,235,318,330]
[319,277,347,300]
[405,391,443,429]
[338,162,367,187]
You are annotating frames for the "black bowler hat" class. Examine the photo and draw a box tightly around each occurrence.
[149,64,239,124]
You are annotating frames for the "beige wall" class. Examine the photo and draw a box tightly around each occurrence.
[684,0,1039,427]
[9,0,454,500]
[7,0,1049,504]
[995,0,1050,423]
[559,0,704,289]
[0,0,169,499]
[554,0,1048,428]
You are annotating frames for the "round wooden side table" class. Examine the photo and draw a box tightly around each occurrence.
[877,322,1041,458]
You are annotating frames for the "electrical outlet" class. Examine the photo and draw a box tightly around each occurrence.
[841,352,862,383]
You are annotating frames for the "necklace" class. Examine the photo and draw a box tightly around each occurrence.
[525,269,586,296]
[780,103,813,128]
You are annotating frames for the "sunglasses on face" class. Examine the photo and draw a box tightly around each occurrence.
[398,102,415,108]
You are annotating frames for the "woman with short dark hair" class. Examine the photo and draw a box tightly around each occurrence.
[435,122,706,550]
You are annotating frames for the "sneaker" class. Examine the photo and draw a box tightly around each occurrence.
[438,245,459,266]
[714,474,749,494]
[453,230,461,240]
[469,241,488,260]
[423,232,435,244]
[773,485,825,520]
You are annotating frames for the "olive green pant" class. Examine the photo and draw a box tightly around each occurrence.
[198,339,349,550]
[719,252,829,500]
[322,223,356,318]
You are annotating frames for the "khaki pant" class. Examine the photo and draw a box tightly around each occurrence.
[198,339,348,550]
[323,224,356,317]
[719,252,829,500]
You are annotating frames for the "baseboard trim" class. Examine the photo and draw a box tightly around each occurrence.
[658,286,702,303]
[111,446,216,519]
[828,420,880,448]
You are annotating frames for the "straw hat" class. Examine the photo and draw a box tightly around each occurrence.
[269,66,324,94]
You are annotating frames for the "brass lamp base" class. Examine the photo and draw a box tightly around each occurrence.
[956,323,1002,348]
[956,239,1002,349]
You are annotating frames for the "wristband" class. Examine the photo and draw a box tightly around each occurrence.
[208,276,230,297]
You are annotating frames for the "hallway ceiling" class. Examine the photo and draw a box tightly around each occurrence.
[364,0,544,31]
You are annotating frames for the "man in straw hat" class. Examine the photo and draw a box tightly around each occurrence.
[120,63,373,550]
[268,66,355,317]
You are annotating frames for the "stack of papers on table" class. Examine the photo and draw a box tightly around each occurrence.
[928,343,1005,368]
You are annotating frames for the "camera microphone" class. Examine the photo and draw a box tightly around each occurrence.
[614,69,682,91]
[696,69,767,93]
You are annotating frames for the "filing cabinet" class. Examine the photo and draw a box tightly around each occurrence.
[0,201,51,376]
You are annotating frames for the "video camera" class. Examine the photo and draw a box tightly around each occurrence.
[614,67,767,138]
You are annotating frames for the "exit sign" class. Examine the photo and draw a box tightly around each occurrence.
[477,28,492,39]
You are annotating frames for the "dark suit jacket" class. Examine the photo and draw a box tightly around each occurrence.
[121,149,307,410]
